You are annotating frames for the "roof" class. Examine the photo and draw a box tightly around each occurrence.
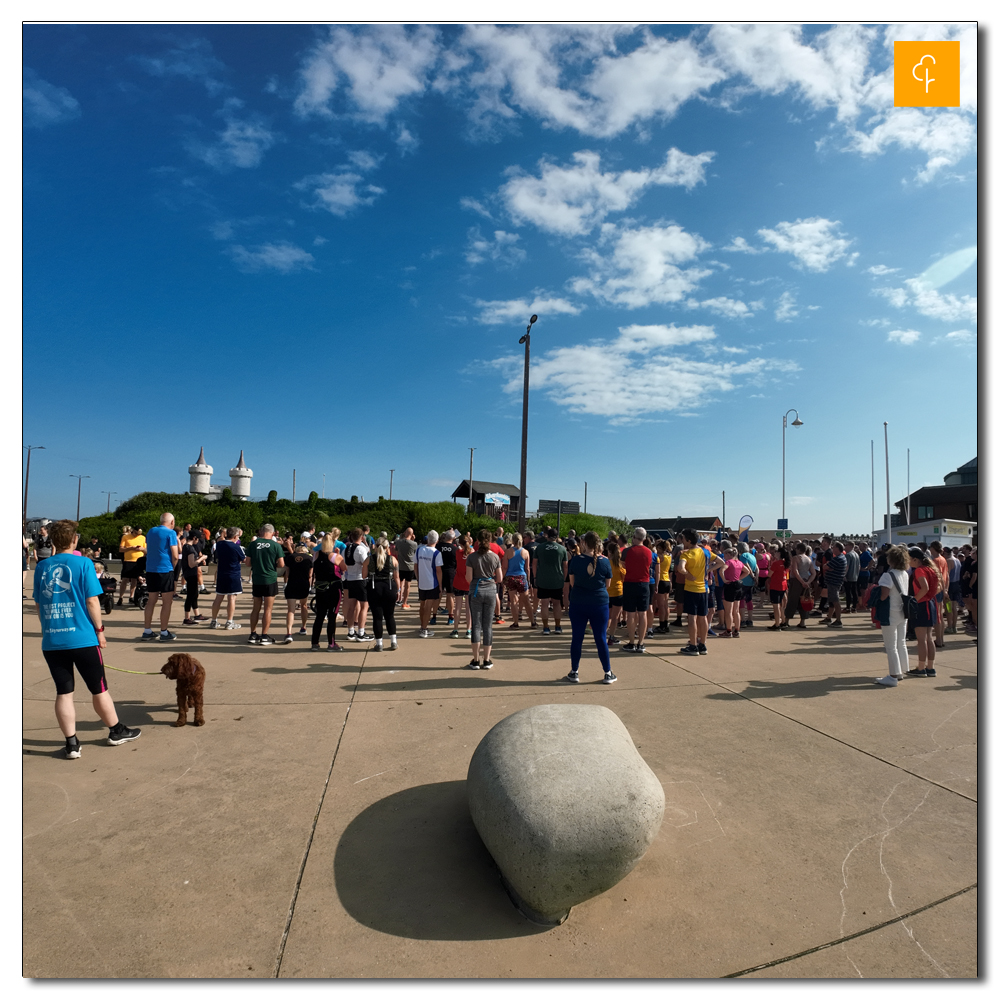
[956,457,977,472]
[894,484,977,508]
[451,479,521,499]
[629,516,721,531]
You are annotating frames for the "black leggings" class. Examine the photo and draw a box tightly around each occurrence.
[44,645,107,695]
[844,580,859,608]
[311,586,342,645]
[368,581,398,638]
[184,576,199,613]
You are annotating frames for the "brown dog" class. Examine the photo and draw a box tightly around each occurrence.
[161,653,206,727]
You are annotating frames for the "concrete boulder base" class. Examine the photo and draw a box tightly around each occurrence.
[467,703,665,925]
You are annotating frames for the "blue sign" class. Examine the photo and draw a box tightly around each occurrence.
[777,519,789,529]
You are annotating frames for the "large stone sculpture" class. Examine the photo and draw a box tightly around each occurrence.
[467,703,664,925]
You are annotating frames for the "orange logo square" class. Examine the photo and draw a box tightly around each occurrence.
[894,41,960,107]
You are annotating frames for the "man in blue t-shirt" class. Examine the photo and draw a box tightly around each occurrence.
[142,512,180,641]
[738,543,758,628]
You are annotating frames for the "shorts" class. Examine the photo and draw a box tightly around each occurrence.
[723,581,743,603]
[683,591,709,617]
[121,560,143,579]
[537,587,564,604]
[346,580,368,602]
[418,587,441,602]
[913,600,937,628]
[43,645,107,696]
[503,575,528,593]
[399,569,416,582]
[441,569,456,594]
[146,571,175,594]
[935,592,944,605]
[453,587,469,597]
[741,586,755,606]
[769,589,787,605]
[622,581,650,613]
[757,577,769,591]
[609,595,623,607]
[284,584,309,601]
[948,582,961,601]
[215,577,243,596]
[657,581,671,595]
[252,582,279,599]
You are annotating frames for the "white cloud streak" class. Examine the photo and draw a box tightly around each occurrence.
[775,291,799,322]
[228,241,315,273]
[296,152,385,216]
[475,294,581,325]
[887,328,921,345]
[465,228,526,267]
[758,217,852,272]
[23,69,80,128]
[874,278,977,323]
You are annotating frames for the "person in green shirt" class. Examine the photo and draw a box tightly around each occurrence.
[531,528,568,634]
[247,523,286,645]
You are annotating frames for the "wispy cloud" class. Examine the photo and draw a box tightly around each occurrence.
[134,37,227,95]
[465,228,526,267]
[228,241,315,273]
[887,328,921,345]
[474,294,581,325]
[775,291,798,322]
[188,100,276,170]
[296,151,385,216]
[758,217,852,272]
[874,278,977,323]
[23,68,80,128]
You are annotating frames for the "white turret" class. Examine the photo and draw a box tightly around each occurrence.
[188,447,213,494]
[229,451,253,498]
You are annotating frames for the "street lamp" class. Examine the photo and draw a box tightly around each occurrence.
[23,444,45,529]
[70,474,91,520]
[517,314,538,533]
[781,409,803,521]
[102,491,117,513]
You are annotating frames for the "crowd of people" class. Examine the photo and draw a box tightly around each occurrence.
[25,511,978,757]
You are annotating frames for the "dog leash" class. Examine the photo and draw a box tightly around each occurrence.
[103,664,162,675]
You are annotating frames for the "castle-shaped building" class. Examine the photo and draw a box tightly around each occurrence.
[188,447,253,499]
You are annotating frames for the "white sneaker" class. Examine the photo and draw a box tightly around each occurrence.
[210,620,220,629]
[225,621,242,630]
[374,639,383,651]
[389,638,398,650]
[875,675,899,687]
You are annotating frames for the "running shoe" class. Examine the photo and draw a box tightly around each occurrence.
[298,627,307,634]
[447,617,455,625]
[553,626,563,634]
[373,640,383,651]
[401,603,412,610]
[115,598,123,607]
[210,620,221,629]
[157,631,177,642]
[107,725,142,746]
[874,675,899,687]
[311,644,322,651]
[680,644,700,655]
[697,643,708,655]
[280,635,294,644]
[645,628,656,639]
[827,620,844,629]
[419,629,435,638]
[744,620,755,628]
[509,622,520,629]
[620,642,636,652]
[542,627,551,635]
[608,636,620,645]
[182,618,195,625]
[258,635,274,646]
[706,628,718,638]
[465,629,471,638]
[140,631,157,642]
[466,660,481,670]
[602,670,617,685]
[328,643,345,651]
[429,615,437,625]
[65,738,81,760]
[732,631,740,638]
[562,671,580,683]
[924,667,937,677]
[355,632,373,642]
[481,659,493,669]
[635,644,646,654]
[193,615,209,622]
[389,639,398,650]
[248,633,260,644]
[448,629,460,638]
[225,621,242,630]
[720,629,733,638]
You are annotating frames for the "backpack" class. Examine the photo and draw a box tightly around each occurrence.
[345,542,358,566]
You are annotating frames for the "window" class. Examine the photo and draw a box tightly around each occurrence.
[917,505,934,520]
[968,503,977,520]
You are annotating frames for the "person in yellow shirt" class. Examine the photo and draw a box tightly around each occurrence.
[678,528,724,656]
[654,538,673,633]
[117,526,147,606]
[605,540,626,646]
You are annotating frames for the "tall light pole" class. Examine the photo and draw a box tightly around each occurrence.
[70,474,91,520]
[518,314,538,533]
[781,409,803,521]
[389,469,394,501]
[23,444,45,529]
[468,448,476,512]
[102,491,117,513]
[884,422,891,546]
[871,440,875,536]
[322,473,326,499]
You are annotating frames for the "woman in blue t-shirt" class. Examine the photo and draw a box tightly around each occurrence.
[561,531,616,685]
[32,519,141,759]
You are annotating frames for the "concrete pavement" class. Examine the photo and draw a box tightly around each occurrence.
[22,586,977,978]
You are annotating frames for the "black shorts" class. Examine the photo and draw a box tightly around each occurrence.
[146,571,175,594]
[913,600,937,628]
[622,581,649,613]
[537,587,564,603]
[441,569,455,594]
[769,589,786,605]
[723,581,743,603]
[346,580,368,602]
[252,582,279,599]
[609,595,623,607]
[44,646,107,696]
[683,591,709,617]
[284,584,309,601]
[948,582,961,601]
[657,581,671,595]
[121,560,143,579]
[418,587,441,602]
[399,569,416,582]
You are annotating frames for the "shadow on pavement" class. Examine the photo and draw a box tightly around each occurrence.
[706,676,892,700]
[334,780,548,940]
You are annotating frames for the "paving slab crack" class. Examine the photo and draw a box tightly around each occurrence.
[271,651,366,978]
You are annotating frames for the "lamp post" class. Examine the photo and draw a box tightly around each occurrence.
[517,314,538,533]
[70,474,91,520]
[389,469,394,501]
[23,444,45,529]
[781,409,803,521]
[102,491,117,513]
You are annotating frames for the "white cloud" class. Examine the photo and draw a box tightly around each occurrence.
[474,294,581,325]
[887,328,921,345]
[228,241,315,273]
[775,291,798,322]
[460,197,493,219]
[691,297,755,319]
[874,278,977,323]
[454,25,725,138]
[758,218,851,272]
[500,148,713,237]
[395,126,419,154]
[465,228,526,267]
[134,38,227,95]
[491,321,794,420]
[571,223,712,308]
[867,264,898,276]
[294,25,440,124]
[296,153,385,216]
[945,329,974,342]
[722,236,766,254]
[23,69,80,128]
[787,496,816,506]
[188,102,276,170]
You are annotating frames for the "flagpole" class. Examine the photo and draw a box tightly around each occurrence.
[884,423,891,547]
[870,439,875,537]
[906,448,911,525]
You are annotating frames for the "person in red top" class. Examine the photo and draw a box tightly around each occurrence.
[621,527,654,652]
[450,532,472,639]
[909,546,942,677]
[927,540,950,650]
[766,544,790,631]
[490,530,508,624]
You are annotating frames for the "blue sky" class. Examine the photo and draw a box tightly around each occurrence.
[22,22,978,532]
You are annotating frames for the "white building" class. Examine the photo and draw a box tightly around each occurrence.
[188,447,213,495]
[229,451,253,498]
